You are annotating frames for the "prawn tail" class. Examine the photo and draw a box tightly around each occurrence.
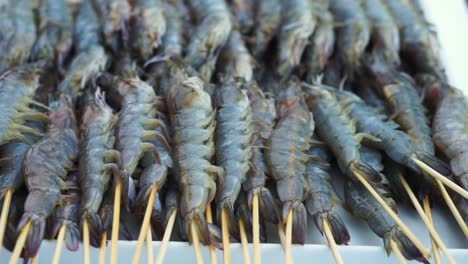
[82,211,104,247]
[257,187,281,225]
[415,152,453,179]
[100,206,113,234]
[65,223,80,251]
[17,213,46,258]
[282,201,307,245]
[314,211,350,245]
[135,184,154,213]
[217,200,239,237]
[385,228,429,264]
[186,208,211,247]
[350,161,384,188]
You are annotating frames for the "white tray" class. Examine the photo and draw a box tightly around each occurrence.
[2,0,467,263]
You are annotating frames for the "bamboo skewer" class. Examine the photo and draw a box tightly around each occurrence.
[277,224,286,250]
[285,210,293,264]
[191,221,204,264]
[352,169,431,258]
[146,228,153,264]
[99,232,108,264]
[252,194,261,264]
[436,180,468,237]
[399,174,455,264]
[423,197,441,264]
[32,254,39,264]
[83,220,91,264]
[132,186,158,264]
[239,219,251,264]
[0,189,12,251]
[221,208,231,264]
[390,239,407,264]
[111,179,122,264]
[205,205,217,264]
[52,224,67,264]
[323,218,344,264]
[154,210,177,264]
[9,220,31,264]
[412,158,468,199]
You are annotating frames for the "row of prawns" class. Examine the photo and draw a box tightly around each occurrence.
[0,0,466,264]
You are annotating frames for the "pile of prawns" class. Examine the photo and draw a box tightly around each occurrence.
[0,0,466,264]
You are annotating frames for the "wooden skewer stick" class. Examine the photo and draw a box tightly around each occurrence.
[285,210,293,264]
[52,224,67,264]
[277,224,286,250]
[0,189,13,249]
[83,220,91,264]
[252,194,261,264]
[399,174,455,264]
[436,180,468,237]
[111,179,122,264]
[191,221,204,264]
[205,205,217,264]
[412,157,468,199]
[352,169,431,258]
[32,254,39,264]
[132,186,158,264]
[323,218,343,264]
[423,197,441,264]
[154,210,177,264]
[99,232,107,264]
[9,220,31,264]
[239,219,251,264]
[389,239,407,264]
[146,228,153,264]
[221,208,231,264]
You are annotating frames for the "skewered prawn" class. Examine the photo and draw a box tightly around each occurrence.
[345,179,429,263]
[18,95,79,258]
[266,81,313,244]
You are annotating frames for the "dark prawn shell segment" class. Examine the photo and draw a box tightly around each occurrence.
[243,82,280,225]
[329,0,370,75]
[276,0,316,77]
[266,81,314,244]
[30,0,73,72]
[167,76,220,246]
[251,0,281,59]
[345,180,429,264]
[51,170,81,251]
[384,0,447,82]
[184,0,232,81]
[214,77,254,234]
[19,95,79,258]
[0,0,36,72]
[79,89,117,246]
[305,136,350,245]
